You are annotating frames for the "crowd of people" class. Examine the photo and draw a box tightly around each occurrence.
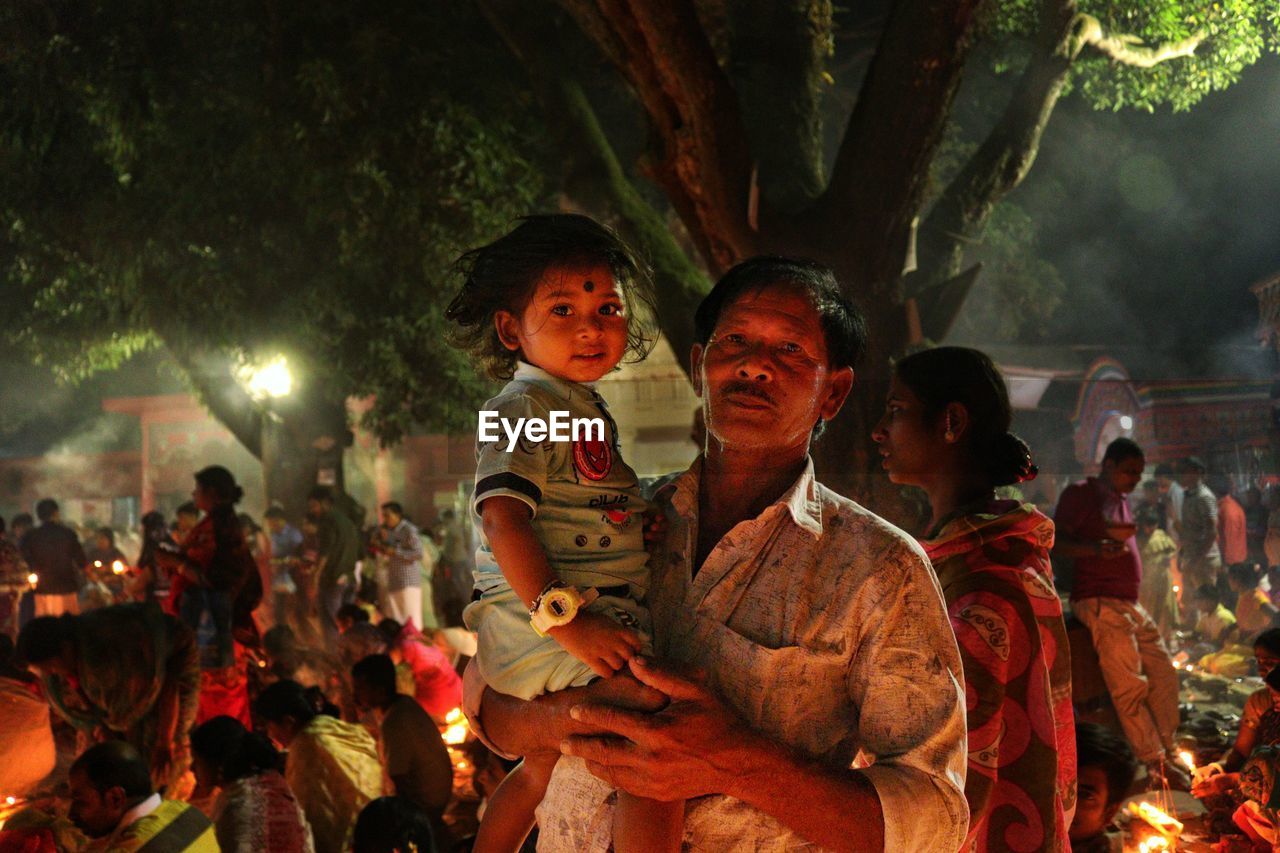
[3,214,1280,851]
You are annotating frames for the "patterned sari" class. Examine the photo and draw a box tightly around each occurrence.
[923,500,1076,852]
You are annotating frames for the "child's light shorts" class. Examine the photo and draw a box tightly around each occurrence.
[463,583,652,701]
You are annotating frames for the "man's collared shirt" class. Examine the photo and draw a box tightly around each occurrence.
[532,457,969,852]
[379,519,424,592]
[1054,476,1142,603]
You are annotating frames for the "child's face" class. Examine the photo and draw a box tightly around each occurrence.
[1069,765,1116,841]
[496,263,628,384]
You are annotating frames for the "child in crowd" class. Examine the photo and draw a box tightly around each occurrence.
[446,214,677,853]
[1230,562,1279,640]
[1071,722,1138,853]
[1194,584,1238,645]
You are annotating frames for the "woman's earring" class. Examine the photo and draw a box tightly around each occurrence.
[945,430,955,442]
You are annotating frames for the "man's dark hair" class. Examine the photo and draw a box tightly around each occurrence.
[1229,562,1261,589]
[1101,438,1144,465]
[1179,456,1207,474]
[337,603,370,625]
[1256,628,1280,657]
[11,512,33,531]
[307,486,334,505]
[17,615,76,665]
[1195,583,1220,605]
[1153,463,1175,478]
[693,256,866,371]
[380,501,403,516]
[352,653,398,699]
[352,796,437,853]
[264,506,287,521]
[1075,722,1137,806]
[70,741,153,800]
[254,680,318,726]
[35,498,58,523]
[1135,507,1161,528]
[376,618,404,648]
[175,502,199,518]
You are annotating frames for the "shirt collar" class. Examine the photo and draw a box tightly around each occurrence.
[116,793,161,834]
[659,455,824,539]
[512,361,600,403]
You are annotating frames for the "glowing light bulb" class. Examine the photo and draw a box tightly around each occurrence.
[244,356,293,399]
[26,573,38,588]
[1119,415,1134,431]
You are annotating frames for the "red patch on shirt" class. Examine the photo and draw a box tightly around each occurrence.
[573,437,612,481]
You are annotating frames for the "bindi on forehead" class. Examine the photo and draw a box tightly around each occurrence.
[583,280,594,292]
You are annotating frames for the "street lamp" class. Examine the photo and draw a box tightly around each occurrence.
[240,355,293,400]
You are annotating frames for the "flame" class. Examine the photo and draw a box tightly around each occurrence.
[26,573,38,587]
[1127,800,1183,838]
[111,560,126,575]
[93,560,103,569]
[1138,837,1171,852]
[443,721,469,745]
[445,707,463,725]
[1178,750,1196,771]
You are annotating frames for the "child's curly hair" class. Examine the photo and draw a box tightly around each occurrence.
[445,214,658,380]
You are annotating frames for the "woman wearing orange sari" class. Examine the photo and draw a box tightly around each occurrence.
[874,346,1075,851]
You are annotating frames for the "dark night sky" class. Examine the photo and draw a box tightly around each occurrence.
[1011,54,1280,370]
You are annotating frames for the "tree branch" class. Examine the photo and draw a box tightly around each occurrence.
[727,0,832,217]
[559,0,756,274]
[1078,14,1204,68]
[819,0,985,295]
[480,0,710,373]
[162,338,264,459]
[915,0,1079,291]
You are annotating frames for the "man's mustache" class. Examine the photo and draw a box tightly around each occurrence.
[720,381,774,406]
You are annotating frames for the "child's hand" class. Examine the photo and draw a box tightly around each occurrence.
[642,508,668,548]
[548,611,644,678]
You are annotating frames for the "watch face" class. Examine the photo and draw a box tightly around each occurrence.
[550,598,569,617]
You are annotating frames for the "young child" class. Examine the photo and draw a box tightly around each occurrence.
[1071,722,1138,852]
[1194,583,1238,645]
[446,214,679,853]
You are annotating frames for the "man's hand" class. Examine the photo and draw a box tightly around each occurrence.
[561,656,759,801]
[1192,769,1238,799]
[1099,539,1127,558]
[547,611,643,678]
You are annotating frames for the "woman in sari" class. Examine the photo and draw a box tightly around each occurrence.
[873,346,1075,852]
[191,715,314,853]
[254,680,382,853]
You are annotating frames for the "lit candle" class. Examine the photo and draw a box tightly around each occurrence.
[111,560,126,575]
[1178,750,1196,772]
[26,572,38,589]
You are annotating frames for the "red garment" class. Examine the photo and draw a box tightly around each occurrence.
[923,501,1075,853]
[395,627,462,718]
[1054,477,1141,602]
[1219,494,1248,566]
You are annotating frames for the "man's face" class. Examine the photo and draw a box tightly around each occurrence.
[691,286,852,456]
[1179,467,1201,490]
[176,512,198,533]
[264,517,284,534]
[351,676,376,712]
[1069,765,1116,842]
[379,509,400,530]
[1102,456,1144,495]
[68,769,127,838]
[306,499,325,517]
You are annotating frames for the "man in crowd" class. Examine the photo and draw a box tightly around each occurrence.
[467,257,969,850]
[1070,723,1139,852]
[20,498,86,616]
[18,602,201,789]
[173,502,200,540]
[264,505,303,628]
[352,653,454,846]
[1213,475,1248,568]
[306,487,361,641]
[372,502,425,631]
[69,741,217,851]
[1179,457,1222,592]
[1154,463,1183,542]
[1054,438,1183,783]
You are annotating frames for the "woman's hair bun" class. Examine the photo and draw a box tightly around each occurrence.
[988,432,1038,487]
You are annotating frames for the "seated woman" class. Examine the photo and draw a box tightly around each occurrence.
[254,680,382,853]
[376,618,461,721]
[1195,628,1280,788]
[1229,562,1278,640]
[190,715,315,853]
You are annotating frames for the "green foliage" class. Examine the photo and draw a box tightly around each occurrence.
[983,0,1280,111]
[0,0,549,444]
[950,203,1065,343]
